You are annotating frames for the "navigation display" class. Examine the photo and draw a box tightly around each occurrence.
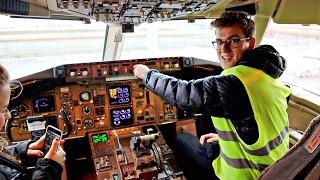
[108,85,131,105]
[32,95,55,113]
[110,107,133,127]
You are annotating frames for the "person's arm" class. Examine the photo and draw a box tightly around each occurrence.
[14,136,45,166]
[134,64,244,117]
[31,158,63,180]
[32,138,65,180]
[143,69,208,111]
[142,68,230,116]
[14,140,34,161]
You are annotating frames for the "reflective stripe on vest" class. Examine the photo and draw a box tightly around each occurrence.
[216,126,289,156]
[220,152,269,171]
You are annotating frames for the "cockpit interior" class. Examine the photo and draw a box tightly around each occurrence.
[1,0,320,179]
[7,57,223,179]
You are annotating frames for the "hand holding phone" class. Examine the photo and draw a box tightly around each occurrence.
[43,125,62,154]
[44,138,66,166]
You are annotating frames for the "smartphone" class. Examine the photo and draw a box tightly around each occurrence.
[43,125,62,154]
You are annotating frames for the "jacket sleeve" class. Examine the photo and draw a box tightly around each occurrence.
[31,158,63,180]
[13,141,62,179]
[143,69,226,115]
[14,140,34,162]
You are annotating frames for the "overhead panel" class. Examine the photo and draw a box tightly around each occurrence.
[53,0,238,25]
[1,0,261,29]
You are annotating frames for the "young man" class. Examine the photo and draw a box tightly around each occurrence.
[0,64,66,179]
[133,11,291,179]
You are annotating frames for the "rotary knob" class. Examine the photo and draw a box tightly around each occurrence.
[83,118,93,129]
[82,71,88,76]
[70,71,76,77]
[82,106,92,115]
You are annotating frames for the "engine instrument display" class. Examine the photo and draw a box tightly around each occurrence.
[110,107,133,127]
[32,95,55,113]
[80,91,91,101]
[91,133,109,144]
[108,85,131,105]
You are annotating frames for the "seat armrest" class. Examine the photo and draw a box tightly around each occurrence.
[289,129,303,145]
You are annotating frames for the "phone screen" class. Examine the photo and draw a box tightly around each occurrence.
[44,126,62,153]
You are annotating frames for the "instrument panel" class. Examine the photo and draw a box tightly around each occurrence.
[9,57,182,141]
[7,57,219,179]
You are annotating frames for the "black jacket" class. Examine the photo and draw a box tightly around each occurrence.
[0,141,62,180]
[143,45,288,145]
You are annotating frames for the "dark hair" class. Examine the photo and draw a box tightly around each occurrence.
[0,64,10,87]
[211,11,255,38]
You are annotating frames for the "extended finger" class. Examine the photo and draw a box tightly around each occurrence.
[27,149,44,157]
[28,135,46,149]
[199,135,207,144]
[207,136,219,142]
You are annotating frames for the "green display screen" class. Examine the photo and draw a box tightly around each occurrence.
[92,133,108,144]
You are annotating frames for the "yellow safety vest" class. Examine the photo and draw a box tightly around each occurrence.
[212,65,291,180]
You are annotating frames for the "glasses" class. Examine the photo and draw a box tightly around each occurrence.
[212,37,251,50]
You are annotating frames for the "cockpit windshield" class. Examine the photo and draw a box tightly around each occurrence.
[0,15,319,103]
